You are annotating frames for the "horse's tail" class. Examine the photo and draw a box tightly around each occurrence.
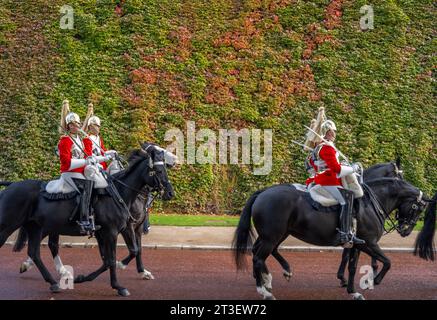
[414,192,437,261]
[0,181,13,187]
[232,189,265,270]
[13,227,28,252]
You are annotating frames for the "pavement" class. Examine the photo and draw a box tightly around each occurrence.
[5,226,420,252]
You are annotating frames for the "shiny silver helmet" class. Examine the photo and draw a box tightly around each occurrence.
[87,115,101,127]
[65,112,81,126]
[321,120,337,136]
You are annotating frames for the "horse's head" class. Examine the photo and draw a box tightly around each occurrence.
[395,180,427,237]
[141,142,175,201]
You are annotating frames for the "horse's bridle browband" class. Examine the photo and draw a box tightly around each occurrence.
[392,162,403,177]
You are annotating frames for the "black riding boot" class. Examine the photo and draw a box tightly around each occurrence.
[338,189,365,248]
[72,179,99,236]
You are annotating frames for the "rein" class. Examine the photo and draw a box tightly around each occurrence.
[362,183,396,235]
[108,152,167,222]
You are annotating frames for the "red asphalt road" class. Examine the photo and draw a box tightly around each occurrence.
[0,246,437,300]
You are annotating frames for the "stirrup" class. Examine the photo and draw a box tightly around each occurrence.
[88,216,101,238]
[350,234,365,245]
[77,221,93,236]
[337,229,353,248]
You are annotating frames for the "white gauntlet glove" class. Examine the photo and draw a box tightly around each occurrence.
[351,163,361,173]
[104,150,117,159]
[69,159,87,170]
[337,165,354,178]
[86,156,97,166]
[95,155,111,163]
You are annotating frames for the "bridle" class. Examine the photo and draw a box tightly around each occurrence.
[394,190,427,233]
[111,146,168,198]
[392,162,404,179]
[107,146,170,223]
[363,183,426,235]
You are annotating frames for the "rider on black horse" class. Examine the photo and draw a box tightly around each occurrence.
[58,100,112,235]
[304,108,365,248]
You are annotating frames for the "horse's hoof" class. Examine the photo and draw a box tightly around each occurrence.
[74,275,86,283]
[50,284,61,293]
[19,264,28,274]
[265,286,272,293]
[351,293,365,300]
[340,279,348,287]
[116,261,127,270]
[117,288,130,297]
[264,295,276,300]
[141,271,155,280]
[283,271,292,282]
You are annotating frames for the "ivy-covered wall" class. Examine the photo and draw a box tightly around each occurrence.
[0,0,435,214]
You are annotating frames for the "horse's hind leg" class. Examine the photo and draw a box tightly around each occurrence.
[271,234,292,281]
[0,224,20,248]
[0,229,13,248]
[20,231,54,275]
[25,224,60,293]
[337,248,350,287]
[253,239,275,300]
[251,238,260,279]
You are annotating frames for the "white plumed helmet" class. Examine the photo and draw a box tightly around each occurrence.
[321,120,337,136]
[88,115,101,127]
[65,112,81,126]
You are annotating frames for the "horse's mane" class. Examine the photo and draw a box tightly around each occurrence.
[365,177,401,185]
[112,149,149,179]
[366,162,394,170]
[365,177,418,194]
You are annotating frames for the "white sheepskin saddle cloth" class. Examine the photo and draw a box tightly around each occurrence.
[294,173,364,207]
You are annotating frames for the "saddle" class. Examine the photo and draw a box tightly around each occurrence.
[40,182,78,200]
[292,184,341,212]
[292,173,364,208]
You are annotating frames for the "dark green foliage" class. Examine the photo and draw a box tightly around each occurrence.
[0,0,435,213]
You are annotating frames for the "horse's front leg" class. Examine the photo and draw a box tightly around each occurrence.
[106,232,130,297]
[135,224,154,280]
[117,223,139,270]
[74,233,109,283]
[337,248,350,287]
[360,243,391,285]
[346,247,365,300]
[48,234,71,278]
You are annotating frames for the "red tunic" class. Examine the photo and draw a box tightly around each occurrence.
[313,143,342,186]
[83,135,108,170]
[58,135,92,174]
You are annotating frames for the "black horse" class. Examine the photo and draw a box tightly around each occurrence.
[233,177,431,300]
[0,143,174,296]
[263,160,403,284]
[15,152,169,281]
